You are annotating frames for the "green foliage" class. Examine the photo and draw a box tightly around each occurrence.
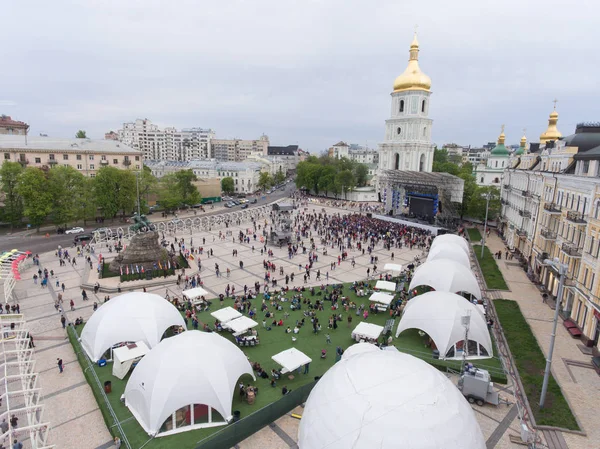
[174,169,200,205]
[158,174,182,211]
[258,172,273,191]
[354,163,369,187]
[336,169,356,199]
[494,300,579,429]
[296,155,367,196]
[75,130,87,138]
[468,186,501,221]
[221,176,235,195]
[138,166,158,211]
[466,228,482,242]
[47,165,87,226]
[0,162,24,228]
[274,168,286,185]
[473,245,508,290]
[17,168,52,230]
[93,166,136,218]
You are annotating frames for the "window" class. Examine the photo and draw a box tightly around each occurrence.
[421,99,426,112]
[77,164,83,170]
[35,157,41,163]
[583,160,590,174]
[124,156,130,161]
[495,161,498,168]
[49,154,55,161]
[423,127,426,137]
[101,155,106,161]
[399,100,404,112]
[90,164,95,170]
[397,127,401,135]
[113,159,118,164]
[135,156,140,161]
[136,165,140,169]
[63,154,69,160]
[4,153,9,160]
[90,173,95,178]
[480,177,484,183]
[89,155,94,160]
[394,153,400,170]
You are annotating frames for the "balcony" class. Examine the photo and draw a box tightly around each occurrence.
[521,190,532,198]
[17,159,29,166]
[48,159,58,165]
[516,229,528,238]
[123,159,131,166]
[536,252,550,264]
[518,209,532,218]
[543,203,561,214]
[540,228,557,240]
[503,184,511,190]
[561,242,582,258]
[566,211,586,224]
[100,160,109,165]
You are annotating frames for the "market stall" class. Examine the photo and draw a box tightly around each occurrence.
[224,316,259,337]
[112,341,150,380]
[211,306,242,324]
[383,263,403,274]
[375,280,396,292]
[272,348,312,374]
[369,292,395,311]
[351,322,384,343]
[182,287,209,305]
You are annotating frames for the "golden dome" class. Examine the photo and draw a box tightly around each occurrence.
[393,33,432,93]
[540,106,562,144]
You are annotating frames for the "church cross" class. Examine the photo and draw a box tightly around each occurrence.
[553,98,558,110]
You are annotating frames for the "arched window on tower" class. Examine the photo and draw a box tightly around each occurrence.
[495,161,498,168]
[394,153,400,170]
[423,127,427,137]
[397,127,401,135]
[399,100,404,112]
[419,154,425,172]
[422,99,426,113]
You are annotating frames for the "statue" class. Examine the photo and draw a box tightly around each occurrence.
[129,214,155,233]
[109,231,168,273]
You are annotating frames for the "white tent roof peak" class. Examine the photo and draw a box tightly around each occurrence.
[409,259,482,299]
[124,331,254,436]
[80,292,185,362]
[427,243,471,268]
[430,234,470,255]
[298,350,486,449]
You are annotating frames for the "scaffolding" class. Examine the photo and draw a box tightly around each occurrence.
[0,314,54,448]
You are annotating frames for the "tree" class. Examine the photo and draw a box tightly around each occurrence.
[158,174,182,212]
[274,168,286,185]
[93,166,136,218]
[17,168,52,231]
[258,172,273,191]
[75,178,97,225]
[335,169,356,199]
[138,166,158,213]
[174,169,200,205]
[354,163,369,187]
[221,177,235,195]
[47,166,86,226]
[75,130,87,138]
[468,186,501,221]
[0,162,24,229]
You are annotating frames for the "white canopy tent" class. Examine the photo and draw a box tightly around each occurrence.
[426,243,471,268]
[112,341,150,380]
[80,292,185,362]
[272,348,312,374]
[351,322,384,342]
[211,307,242,324]
[383,263,403,274]
[430,234,470,255]
[182,287,209,304]
[409,259,482,299]
[396,291,493,359]
[125,331,254,436]
[224,316,258,336]
[375,280,396,292]
[298,350,486,449]
[369,292,394,306]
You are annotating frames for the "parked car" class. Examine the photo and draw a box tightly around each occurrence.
[232,200,240,205]
[241,204,249,209]
[205,200,214,205]
[225,202,234,208]
[74,234,92,244]
[65,227,84,235]
[239,199,248,204]
[250,198,258,204]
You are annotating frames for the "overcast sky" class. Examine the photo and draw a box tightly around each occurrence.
[2,0,597,152]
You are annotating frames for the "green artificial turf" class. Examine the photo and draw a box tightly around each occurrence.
[473,245,509,290]
[494,299,579,430]
[466,228,482,242]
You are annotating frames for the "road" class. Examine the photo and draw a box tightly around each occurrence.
[0,185,296,255]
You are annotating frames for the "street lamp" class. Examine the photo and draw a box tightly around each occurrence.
[136,171,141,216]
[481,191,491,258]
[539,258,568,408]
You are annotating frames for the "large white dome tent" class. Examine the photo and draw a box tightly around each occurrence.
[80,292,185,362]
[429,233,470,255]
[124,331,255,436]
[298,349,485,449]
[396,291,493,359]
[409,258,482,299]
[426,242,471,268]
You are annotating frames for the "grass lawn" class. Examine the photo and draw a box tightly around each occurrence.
[69,283,506,448]
[473,245,509,290]
[494,299,579,430]
[466,228,482,242]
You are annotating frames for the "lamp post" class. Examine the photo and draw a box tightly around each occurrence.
[481,191,491,258]
[539,258,568,408]
[136,171,141,216]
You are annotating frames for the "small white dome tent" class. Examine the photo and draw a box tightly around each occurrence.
[396,291,493,359]
[409,259,482,299]
[125,331,255,436]
[430,234,470,255]
[80,292,185,362]
[298,350,485,449]
[426,242,471,268]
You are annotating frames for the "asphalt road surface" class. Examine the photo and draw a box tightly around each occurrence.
[0,185,296,255]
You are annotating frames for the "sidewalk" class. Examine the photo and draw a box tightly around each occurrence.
[483,231,599,449]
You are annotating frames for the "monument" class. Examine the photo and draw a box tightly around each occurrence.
[109,231,169,273]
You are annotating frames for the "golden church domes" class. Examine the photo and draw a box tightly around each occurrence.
[393,33,432,93]
[540,104,562,144]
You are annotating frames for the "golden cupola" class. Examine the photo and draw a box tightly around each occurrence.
[393,33,432,92]
[540,105,562,145]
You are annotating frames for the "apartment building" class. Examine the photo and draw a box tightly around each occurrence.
[328,141,349,159]
[118,119,215,161]
[348,145,379,165]
[0,135,142,177]
[0,116,29,135]
[211,135,269,162]
[501,120,600,356]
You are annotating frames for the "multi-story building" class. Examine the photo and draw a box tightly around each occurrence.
[442,143,468,164]
[474,128,511,186]
[211,135,269,162]
[104,131,119,140]
[118,119,215,161]
[465,147,490,166]
[0,116,29,135]
[348,145,379,165]
[501,116,600,355]
[144,160,263,194]
[328,141,349,159]
[267,145,299,171]
[0,135,142,177]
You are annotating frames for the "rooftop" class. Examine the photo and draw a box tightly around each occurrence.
[0,115,29,129]
[0,135,141,154]
[144,159,263,171]
[267,145,298,156]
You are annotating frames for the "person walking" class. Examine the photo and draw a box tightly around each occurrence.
[61,283,66,293]
[12,438,23,449]
[60,315,66,329]
[114,436,121,449]
[326,333,331,344]
[57,358,64,374]
[70,300,75,311]
[303,362,310,374]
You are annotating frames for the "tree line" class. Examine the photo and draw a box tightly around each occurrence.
[294,156,370,198]
[220,169,286,195]
[0,163,202,230]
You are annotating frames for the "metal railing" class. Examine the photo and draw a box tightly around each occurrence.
[540,229,557,240]
[561,242,582,258]
[566,210,586,224]
[543,203,561,213]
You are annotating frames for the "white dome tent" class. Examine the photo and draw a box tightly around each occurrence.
[426,243,471,268]
[430,234,470,255]
[124,331,254,437]
[80,292,185,362]
[298,350,485,449]
[396,291,493,359]
[409,259,482,299]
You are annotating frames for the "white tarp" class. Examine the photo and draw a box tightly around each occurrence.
[125,331,254,436]
[369,292,394,306]
[409,259,482,299]
[272,348,312,373]
[224,316,258,336]
[352,322,384,341]
[112,341,150,380]
[211,307,242,324]
[383,263,403,274]
[430,234,470,255]
[182,287,209,304]
[373,215,441,235]
[80,292,185,362]
[427,243,471,268]
[298,350,486,449]
[375,281,396,292]
[396,291,493,359]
